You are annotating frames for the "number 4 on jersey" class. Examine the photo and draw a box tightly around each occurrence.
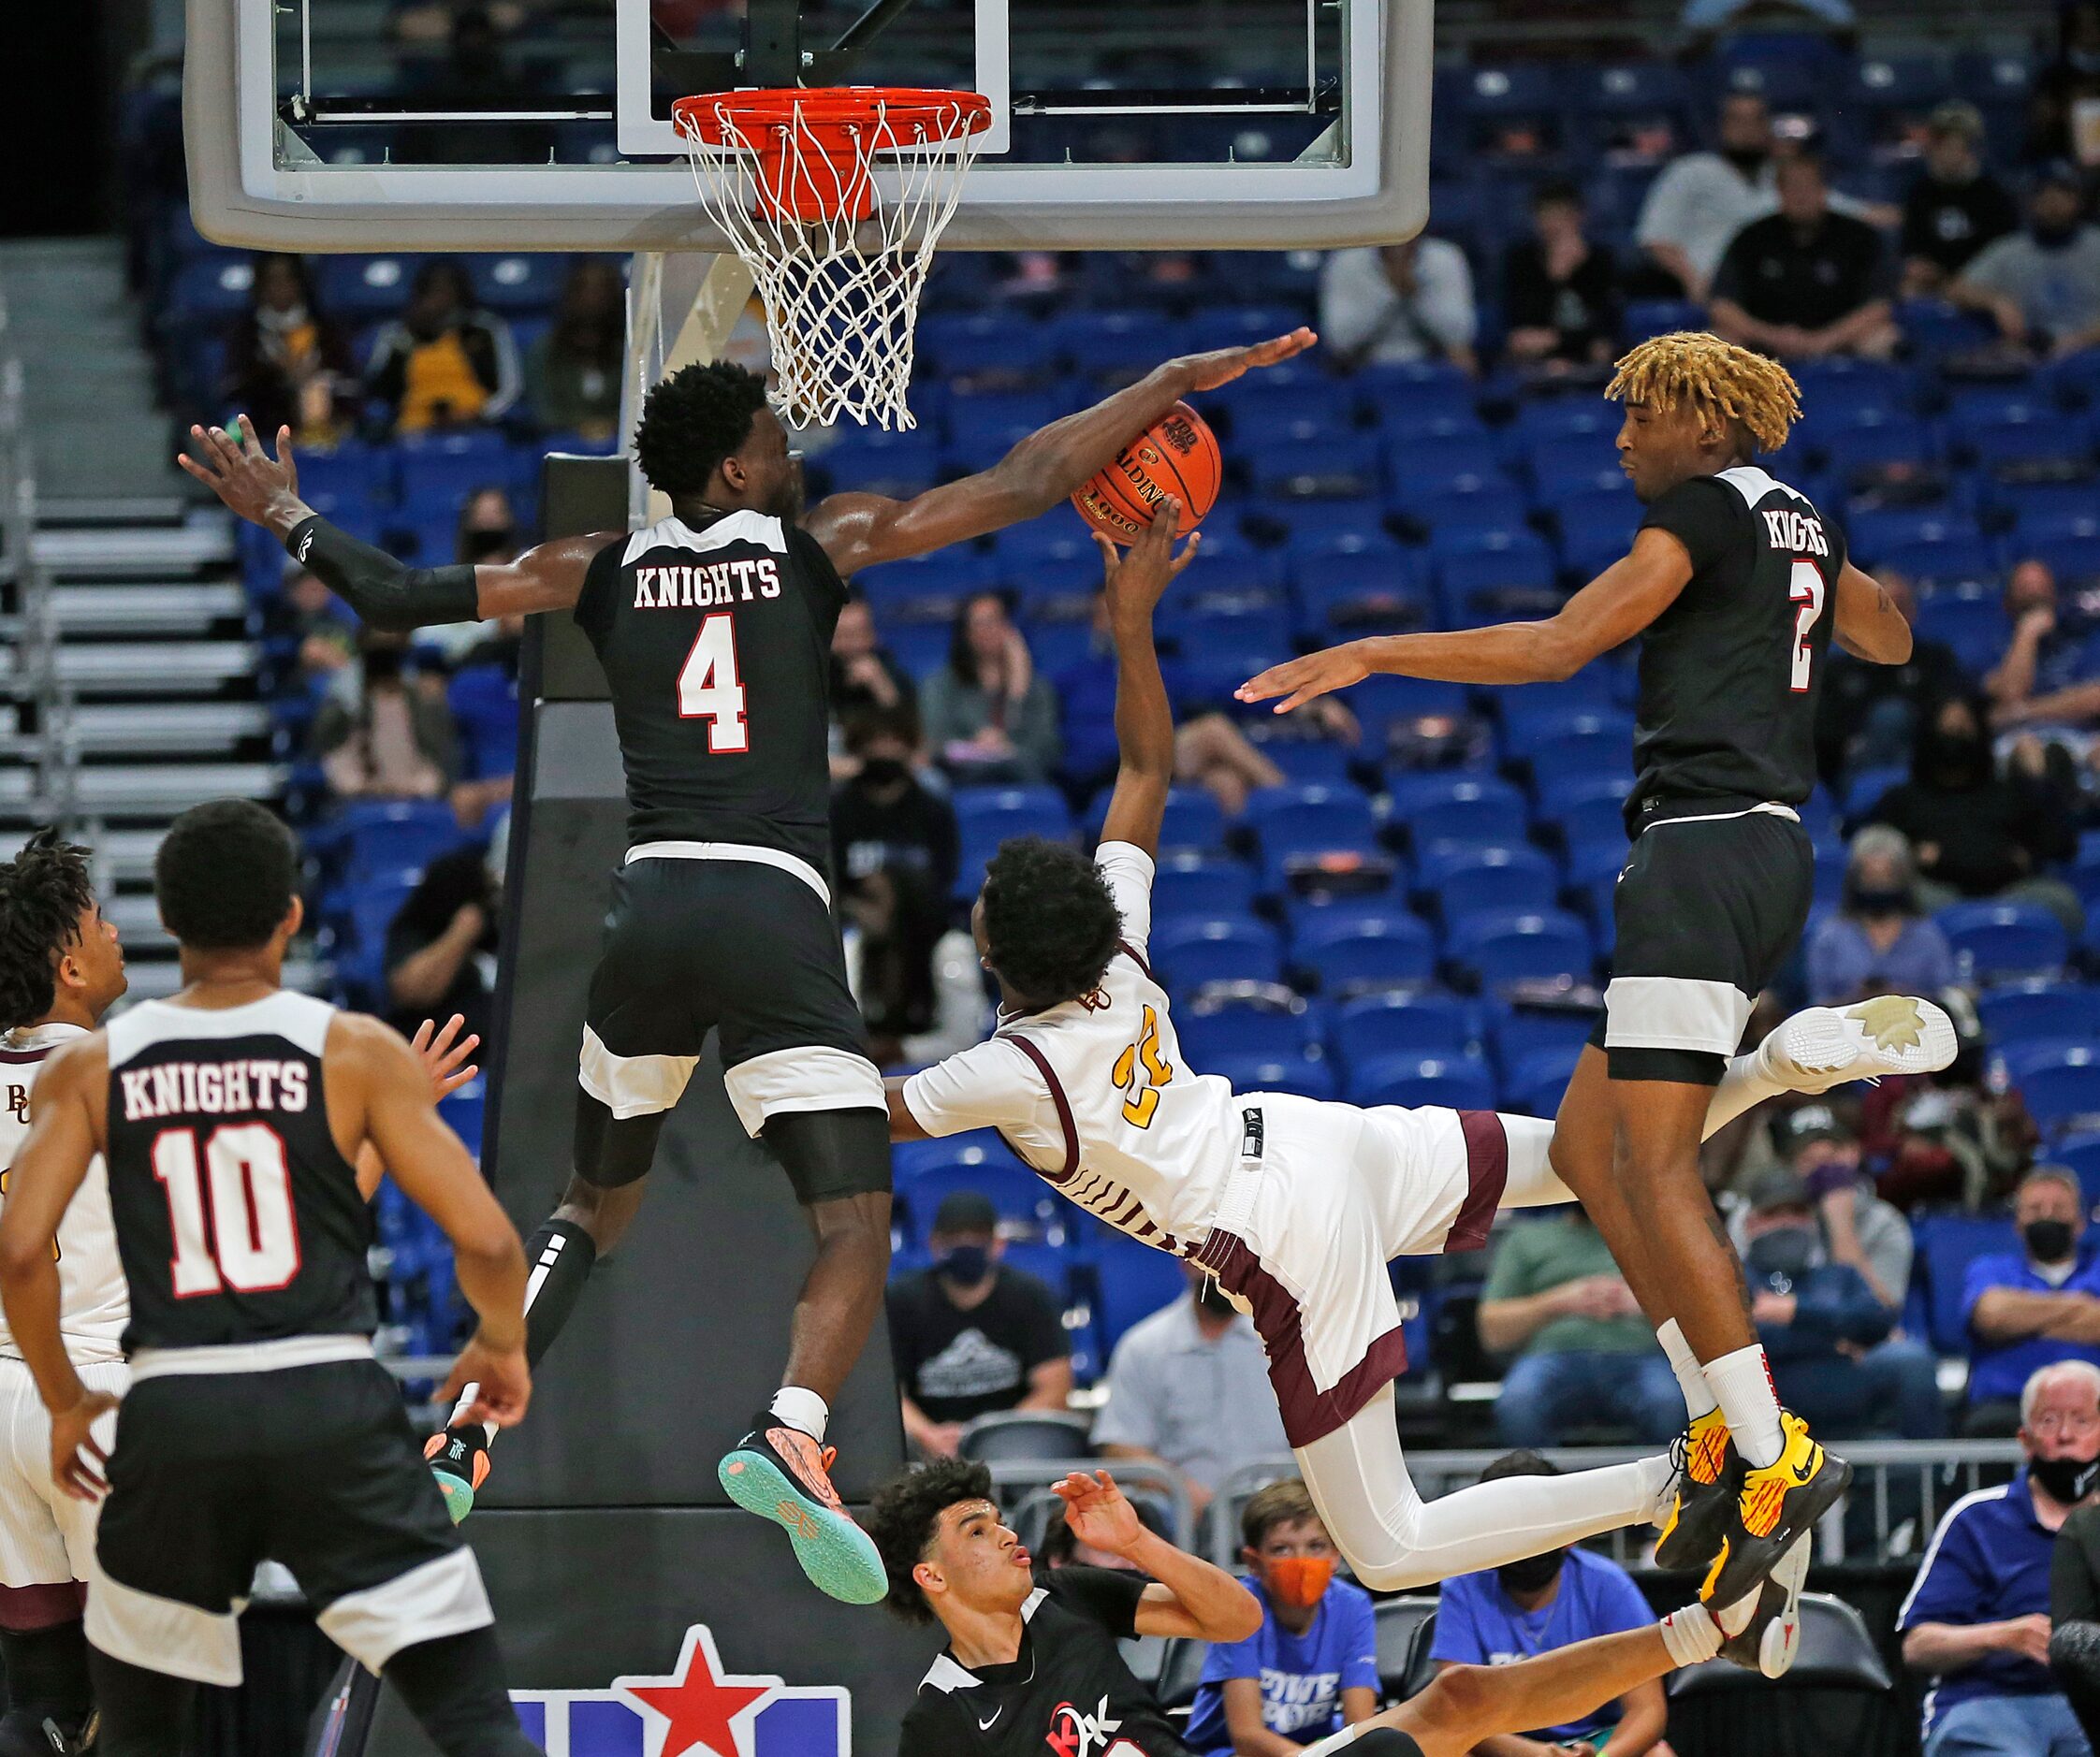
[678,613,750,752]
[1788,560,1827,693]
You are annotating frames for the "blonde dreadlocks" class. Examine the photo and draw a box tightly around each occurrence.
[1605,331,1801,456]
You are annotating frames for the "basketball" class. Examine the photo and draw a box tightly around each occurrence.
[1071,402,1222,542]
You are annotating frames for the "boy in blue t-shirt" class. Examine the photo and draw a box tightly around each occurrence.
[1431,1452,1669,1755]
[1186,1480,1380,1754]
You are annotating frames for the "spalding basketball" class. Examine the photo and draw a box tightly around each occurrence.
[1072,402,1222,542]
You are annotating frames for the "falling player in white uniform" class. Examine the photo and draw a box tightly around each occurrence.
[884,507,1948,1664]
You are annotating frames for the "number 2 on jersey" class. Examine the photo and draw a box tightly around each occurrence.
[677,613,750,752]
[152,1124,301,1296]
[1788,560,1827,693]
[1112,1006,1174,1127]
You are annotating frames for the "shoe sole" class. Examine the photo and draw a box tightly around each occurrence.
[1704,1454,1851,1609]
[1757,1535,1812,1679]
[433,1472,475,1525]
[719,1447,887,1606]
[1780,998,1957,1085]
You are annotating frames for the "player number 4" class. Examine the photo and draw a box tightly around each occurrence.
[1112,1006,1174,1128]
[1788,559,1827,694]
[678,613,750,753]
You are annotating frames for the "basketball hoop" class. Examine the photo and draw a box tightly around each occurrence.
[673,88,993,430]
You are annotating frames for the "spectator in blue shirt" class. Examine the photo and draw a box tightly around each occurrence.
[1429,1453,1670,1757]
[1899,1359,2100,1755]
[1805,826,1956,1007]
[1965,1169,2100,1436]
[1186,1479,1378,1755]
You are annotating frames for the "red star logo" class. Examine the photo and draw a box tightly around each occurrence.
[616,1626,778,1757]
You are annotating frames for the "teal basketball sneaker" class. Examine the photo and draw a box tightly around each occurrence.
[719,1413,887,1605]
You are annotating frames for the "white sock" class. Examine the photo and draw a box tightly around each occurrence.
[1659,1604,1723,1667]
[1705,1344,1785,1468]
[1657,1319,1720,1421]
[1700,1040,1790,1140]
[1496,1114,1578,1209]
[769,1386,830,1444]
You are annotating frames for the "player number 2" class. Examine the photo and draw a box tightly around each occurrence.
[1112,1005,1174,1128]
[677,613,750,752]
[1788,560,1827,694]
[151,1124,302,1296]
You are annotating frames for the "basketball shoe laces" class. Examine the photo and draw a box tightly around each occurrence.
[767,1424,846,1511]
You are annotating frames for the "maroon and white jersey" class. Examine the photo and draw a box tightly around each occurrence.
[900,844,1241,1250]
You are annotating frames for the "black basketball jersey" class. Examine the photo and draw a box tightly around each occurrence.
[898,1568,1191,1757]
[573,510,850,870]
[1629,464,1847,823]
[103,993,375,1353]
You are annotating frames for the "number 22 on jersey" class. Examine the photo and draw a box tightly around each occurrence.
[1113,1006,1174,1127]
[1788,559,1827,693]
[677,613,750,752]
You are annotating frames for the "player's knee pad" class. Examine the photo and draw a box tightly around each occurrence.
[762,1107,893,1207]
[572,1091,666,1189]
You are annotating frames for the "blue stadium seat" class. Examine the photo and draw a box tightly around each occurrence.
[1159,597,1294,659]
[447,664,519,782]
[317,255,430,320]
[1176,995,1323,1068]
[1502,704,1635,766]
[1447,908,1594,990]
[1224,382,1363,451]
[1490,999,1602,1071]
[1504,1045,1582,1117]
[1622,299,1704,342]
[2026,533,2100,586]
[168,257,258,329]
[1257,737,1360,787]
[1390,775,1529,851]
[1385,438,1512,508]
[2011,1044,2100,1136]
[1349,1052,1498,1111]
[1878,536,1996,589]
[897,1149,1061,1245]
[1976,981,2098,1049]
[1334,991,1480,1069]
[1044,310,1186,381]
[1937,901,2071,984]
[1436,541,1561,627]
[436,1082,486,1162]
[1847,508,1981,565]
[1086,1235,1194,1356]
[1420,845,1560,920]
[1148,918,1286,992]
[925,313,1060,385]
[1150,855,1259,922]
[1970,415,2093,474]
[947,389,1078,457]
[1292,912,1438,996]
[329,799,471,880]
[1158,789,1230,852]
[955,786,1074,843]
[1539,773,1630,849]
[1914,588,2010,674]
[467,254,572,314]
[2057,1132,2100,1208]
[1914,1212,2020,1353]
[1840,763,1909,820]
[393,428,514,515]
[1244,783,1381,873]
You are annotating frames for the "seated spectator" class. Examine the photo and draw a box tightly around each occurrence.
[1502,181,1622,373]
[313,633,459,800]
[365,258,521,435]
[1733,1159,1944,1441]
[525,258,624,443]
[2051,1501,2100,1747]
[1815,571,1969,780]
[223,254,355,443]
[830,593,916,734]
[1903,102,2022,298]
[1807,825,1957,1006]
[1431,1452,1670,1757]
[1900,1360,2100,1756]
[1991,559,2100,762]
[1952,164,2100,360]
[384,840,500,1046]
[885,1191,1072,1459]
[834,702,959,902]
[921,590,1061,785]
[1185,1479,1378,1757]
[1964,1169,2100,1436]
[278,563,358,705]
[1635,93,1784,301]
[1095,1263,1291,1517]
[1710,152,1898,360]
[1320,239,1479,375]
[1477,1210,1683,1448]
[445,601,522,832]
[1866,690,2078,930]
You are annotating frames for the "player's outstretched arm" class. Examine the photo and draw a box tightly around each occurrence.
[1237,528,1693,713]
[803,329,1315,576]
[178,415,611,625]
[1052,1471,1262,1643]
[353,1013,482,1199]
[1832,560,1913,665]
[1097,503,1198,861]
[0,1038,116,1498]
[332,1014,531,1429]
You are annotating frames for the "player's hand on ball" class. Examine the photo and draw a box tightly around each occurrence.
[1174,327,1317,393]
[1096,500,1200,617]
[1236,644,1370,714]
[177,414,308,536]
[50,1389,119,1503]
[411,1013,482,1103]
[445,1332,532,1430]
[1053,1469,1145,1553]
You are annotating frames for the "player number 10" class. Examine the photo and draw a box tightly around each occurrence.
[151,1124,302,1297]
[1788,559,1827,694]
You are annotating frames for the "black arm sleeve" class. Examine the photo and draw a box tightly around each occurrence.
[284,515,481,633]
[1046,1566,1148,1639]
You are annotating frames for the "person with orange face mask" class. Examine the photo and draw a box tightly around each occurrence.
[1186,1480,1379,1757]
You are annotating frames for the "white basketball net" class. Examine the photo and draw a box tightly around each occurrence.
[677,92,990,430]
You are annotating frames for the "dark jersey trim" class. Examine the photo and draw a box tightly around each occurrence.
[999,1035,1079,1183]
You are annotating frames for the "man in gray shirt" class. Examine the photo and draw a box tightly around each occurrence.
[1953,164,2100,358]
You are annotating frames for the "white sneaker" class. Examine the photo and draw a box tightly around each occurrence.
[1717,1532,1812,1677]
[1763,996,1958,1092]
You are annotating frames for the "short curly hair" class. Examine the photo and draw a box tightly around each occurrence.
[980,837,1123,1008]
[154,800,299,952]
[0,830,97,1032]
[867,1459,997,1624]
[634,361,772,497]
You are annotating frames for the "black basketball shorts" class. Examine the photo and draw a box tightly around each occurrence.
[87,1352,487,1687]
[1586,805,1815,1085]
[579,846,883,1138]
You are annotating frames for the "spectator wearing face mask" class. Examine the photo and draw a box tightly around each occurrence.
[1952,164,2100,361]
[1430,1452,1671,1757]
[1807,825,1956,1006]
[1964,1170,2100,1437]
[1814,571,1969,781]
[885,1192,1074,1459]
[1185,1480,1378,1757]
[1900,1360,2100,1757]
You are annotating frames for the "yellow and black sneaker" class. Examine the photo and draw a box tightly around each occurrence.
[1655,1409,1741,1572]
[1700,1411,1851,1610]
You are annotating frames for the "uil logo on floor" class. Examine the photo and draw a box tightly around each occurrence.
[512,1624,851,1757]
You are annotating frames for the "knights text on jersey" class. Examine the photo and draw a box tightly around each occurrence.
[900,844,1241,1251]
[899,1568,1192,1757]
[573,510,850,869]
[0,1026,127,1364]
[102,994,375,1353]
[1630,464,1847,818]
